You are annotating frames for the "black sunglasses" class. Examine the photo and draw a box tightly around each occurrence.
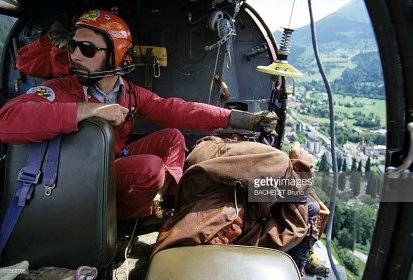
[68,39,108,58]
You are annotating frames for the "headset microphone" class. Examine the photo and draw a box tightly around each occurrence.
[69,63,135,78]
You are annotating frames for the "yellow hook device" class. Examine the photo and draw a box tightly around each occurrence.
[256,28,303,78]
[257,61,302,77]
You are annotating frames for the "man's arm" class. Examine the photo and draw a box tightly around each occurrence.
[0,95,129,143]
[0,95,78,143]
[76,102,129,127]
[136,86,277,132]
[136,87,231,131]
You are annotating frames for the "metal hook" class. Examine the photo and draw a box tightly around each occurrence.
[44,184,56,196]
[226,47,232,69]
[153,58,160,78]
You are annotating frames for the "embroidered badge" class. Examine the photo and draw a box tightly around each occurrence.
[80,10,100,21]
[27,86,56,102]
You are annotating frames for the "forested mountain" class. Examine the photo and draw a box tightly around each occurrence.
[275,0,384,98]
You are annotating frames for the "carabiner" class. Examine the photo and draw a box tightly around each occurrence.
[153,58,160,78]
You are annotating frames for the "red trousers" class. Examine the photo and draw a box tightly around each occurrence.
[115,128,186,219]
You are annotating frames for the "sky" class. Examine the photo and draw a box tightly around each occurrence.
[246,0,353,31]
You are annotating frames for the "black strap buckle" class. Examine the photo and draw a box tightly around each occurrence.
[17,169,41,184]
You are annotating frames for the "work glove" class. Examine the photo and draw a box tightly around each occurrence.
[229,109,278,134]
[48,21,72,49]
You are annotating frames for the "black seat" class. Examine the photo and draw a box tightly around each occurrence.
[146,245,301,280]
[1,117,117,272]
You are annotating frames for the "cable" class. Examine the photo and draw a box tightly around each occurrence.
[119,79,140,140]
[124,217,139,280]
[307,0,340,279]
[208,44,221,104]
[288,0,296,28]
[234,186,239,217]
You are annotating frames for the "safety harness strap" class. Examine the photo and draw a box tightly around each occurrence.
[0,136,61,257]
[144,47,154,89]
[42,136,61,196]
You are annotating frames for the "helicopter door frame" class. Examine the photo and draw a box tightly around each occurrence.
[364,0,413,279]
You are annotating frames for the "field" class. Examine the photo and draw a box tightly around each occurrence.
[293,93,386,131]
[333,94,386,128]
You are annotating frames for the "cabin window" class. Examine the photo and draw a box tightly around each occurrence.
[0,14,17,68]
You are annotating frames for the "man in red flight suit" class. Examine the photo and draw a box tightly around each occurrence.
[0,9,277,221]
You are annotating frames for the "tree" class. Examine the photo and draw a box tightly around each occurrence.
[365,157,377,197]
[350,158,357,172]
[337,228,355,250]
[357,160,363,173]
[289,134,297,143]
[368,171,384,197]
[321,173,332,194]
[338,248,360,276]
[354,203,377,246]
[317,153,332,193]
[296,131,306,145]
[365,157,371,173]
[351,159,362,197]
[342,158,347,173]
[318,152,329,173]
[375,173,384,196]
[374,134,386,145]
[337,156,343,172]
[366,173,375,197]
[338,158,347,191]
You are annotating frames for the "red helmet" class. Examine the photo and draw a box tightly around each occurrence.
[75,9,133,69]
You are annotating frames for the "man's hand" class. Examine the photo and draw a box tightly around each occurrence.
[229,109,278,133]
[77,102,129,126]
[258,111,278,134]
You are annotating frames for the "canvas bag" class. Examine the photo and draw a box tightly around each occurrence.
[153,136,313,256]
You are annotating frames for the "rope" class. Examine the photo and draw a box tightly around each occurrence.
[307,0,340,279]
[288,0,296,28]
[208,44,221,104]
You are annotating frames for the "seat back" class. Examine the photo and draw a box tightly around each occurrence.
[146,245,301,280]
[1,117,117,269]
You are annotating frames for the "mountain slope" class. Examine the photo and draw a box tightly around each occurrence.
[275,0,384,98]
[293,0,373,45]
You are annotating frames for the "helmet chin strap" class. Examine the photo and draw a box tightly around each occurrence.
[70,64,135,78]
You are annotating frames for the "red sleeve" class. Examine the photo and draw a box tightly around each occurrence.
[136,86,231,131]
[0,89,78,143]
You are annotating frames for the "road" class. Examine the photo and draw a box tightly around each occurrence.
[289,111,351,164]
[353,250,368,263]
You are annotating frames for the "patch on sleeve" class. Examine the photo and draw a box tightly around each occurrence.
[26,86,56,102]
